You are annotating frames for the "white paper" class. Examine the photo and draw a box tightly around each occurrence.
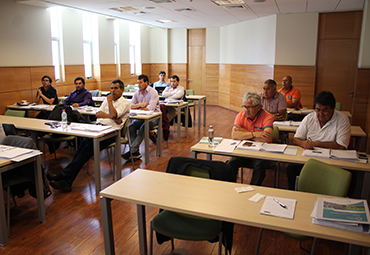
[213,139,240,153]
[302,148,331,158]
[130,110,154,115]
[69,123,111,132]
[260,196,297,219]
[0,146,33,159]
[260,143,287,153]
[249,193,266,203]
[330,150,358,161]
[284,147,298,155]
[11,151,42,162]
[235,186,254,193]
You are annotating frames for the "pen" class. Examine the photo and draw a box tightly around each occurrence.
[230,142,236,145]
[273,198,287,209]
[308,137,312,142]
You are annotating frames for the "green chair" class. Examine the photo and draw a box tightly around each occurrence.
[185,89,195,122]
[5,109,27,135]
[255,158,352,255]
[104,119,135,178]
[335,102,342,111]
[123,87,130,92]
[149,164,224,255]
[43,133,77,168]
[90,90,102,107]
[240,126,281,187]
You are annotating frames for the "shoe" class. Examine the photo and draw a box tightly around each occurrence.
[49,179,72,192]
[132,152,142,161]
[149,129,157,144]
[121,151,131,160]
[46,172,64,181]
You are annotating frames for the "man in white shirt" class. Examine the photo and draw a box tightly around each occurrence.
[162,75,185,122]
[153,71,169,90]
[286,91,351,190]
[46,79,130,192]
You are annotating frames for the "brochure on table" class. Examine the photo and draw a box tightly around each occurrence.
[130,109,155,115]
[302,147,359,161]
[236,140,288,154]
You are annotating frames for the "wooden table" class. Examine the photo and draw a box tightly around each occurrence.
[163,102,188,142]
[0,115,121,194]
[190,143,370,200]
[0,152,45,246]
[99,169,370,255]
[186,95,206,129]
[275,124,367,152]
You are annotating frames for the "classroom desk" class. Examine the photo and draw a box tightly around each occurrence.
[0,152,45,246]
[275,124,367,152]
[0,115,121,194]
[288,108,352,122]
[163,102,188,142]
[186,95,206,129]
[190,143,370,200]
[58,96,106,103]
[99,169,370,255]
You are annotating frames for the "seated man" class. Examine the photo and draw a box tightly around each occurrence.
[46,79,130,192]
[35,75,59,119]
[61,77,93,107]
[162,75,185,122]
[278,76,302,109]
[153,71,169,91]
[226,92,273,186]
[286,91,351,190]
[258,79,287,121]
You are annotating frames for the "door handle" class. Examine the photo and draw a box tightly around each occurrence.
[187,79,192,83]
[347,91,354,98]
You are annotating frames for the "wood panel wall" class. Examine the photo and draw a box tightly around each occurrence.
[205,64,219,105]
[168,64,187,87]
[356,69,370,152]
[273,65,316,108]
[149,64,168,84]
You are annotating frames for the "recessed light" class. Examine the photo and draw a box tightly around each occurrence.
[144,6,156,10]
[156,19,176,23]
[211,0,245,6]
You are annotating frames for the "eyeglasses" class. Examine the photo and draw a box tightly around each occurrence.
[315,107,331,113]
[242,105,259,111]
[42,79,49,82]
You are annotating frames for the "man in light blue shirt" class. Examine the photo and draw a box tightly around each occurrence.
[153,70,169,90]
[122,74,160,161]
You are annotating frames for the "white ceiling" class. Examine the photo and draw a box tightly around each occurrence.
[20,0,365,28]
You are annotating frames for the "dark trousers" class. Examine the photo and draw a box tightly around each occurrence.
[227,157,270,186]
[61,137,115,185]
[129,119,159,154]
[286,163,304,190]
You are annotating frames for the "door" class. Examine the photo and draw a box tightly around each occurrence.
[187,29,206,94]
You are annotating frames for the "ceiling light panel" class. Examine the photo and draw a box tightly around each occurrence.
[211,0,245,6]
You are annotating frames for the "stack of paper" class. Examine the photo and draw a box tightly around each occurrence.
[165,100,183,104]
[213,139,240,153]
[260,196,297,219]
[0,145,33,160]
[302,148,359,161]
[236,141,287,153]
[130,110,154,115]
[70,123,111,132]
[311,197,370,234]
[273,121,302,127]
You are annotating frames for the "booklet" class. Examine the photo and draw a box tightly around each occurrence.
[260,196,297,219]
[236,141,287,153]
[302,148,359,161]
[0,145,33,160]
[213,139,240,153]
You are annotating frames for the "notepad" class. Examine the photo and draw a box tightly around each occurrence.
[70,123,111,132]
[0,146,33,160]
[213,139,240,153]
[260,196,297,219]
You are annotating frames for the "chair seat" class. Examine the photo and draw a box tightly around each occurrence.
[43,134,76,142]
[106,138,129,149]
[152,210,221,241]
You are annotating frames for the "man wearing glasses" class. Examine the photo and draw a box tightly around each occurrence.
[286,91,351,190]
[227,92,273,185]
[35,75,59,119]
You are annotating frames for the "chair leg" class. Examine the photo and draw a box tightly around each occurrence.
[86,161,89,174]
[52,143,57,160]
[218,232,223,255]
[7,186,10,237]
[240,167,244,184]
[43,140,46,169]
[255,228,263,255]
[149,221,153,255]
[128,134,135,170]
[310,238,317,255]
[170,238,174,250]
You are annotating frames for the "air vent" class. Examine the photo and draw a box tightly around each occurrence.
[150,0,176,3]
[211,0,245,6]
[109,6,140,12]
[132,11,148,15]
[224,5,247,10]
[174,8,194,12]
[157,19,176,23]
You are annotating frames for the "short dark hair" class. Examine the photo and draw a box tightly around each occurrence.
[137,74,149,83]
[264,79,277,88]
[159,71,166,76]
[284,76,292,82]
[112,79,124,89]
[74,76,85,85]
[41,75,52,83]
[170,75,179,82]
[314,91,336,109]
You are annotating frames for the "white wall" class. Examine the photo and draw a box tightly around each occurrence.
[149,27,168,63]
[118,20,130,64]
[168,29,187,64]
[206,27,220,64]
[61,8,83,65]
[275,13,318,66]
[359,0,370,68]
[141,25,150,64]
[98,16,115,64]
[0,0,52,66]
[219,15,276,65]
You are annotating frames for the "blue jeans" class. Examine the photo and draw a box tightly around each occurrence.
[129,119,159,154]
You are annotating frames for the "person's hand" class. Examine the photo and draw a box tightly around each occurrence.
[72,103,79,107]
[114,118,123,124]
[233,125,244,132]
[107,94,114,102]
[274,113,284,121]
[261,132,272,142]
[304,139,315,149]
[58,102,63,105]
[141,102,149,108]
[37,88,42,96]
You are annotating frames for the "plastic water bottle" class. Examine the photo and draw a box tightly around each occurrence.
[61,109,67,129]
[208,125,214,148]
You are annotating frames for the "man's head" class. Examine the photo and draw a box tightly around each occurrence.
[159,71,166,82]
[262,79,277,99]
[314,91,336,125]
[242,92,262,119]
[137,74,149,91]
[170,75,179,89]
[110,79,124,100]
[41,75,52,89]
[74,77,85,91]
[282,76,292,90]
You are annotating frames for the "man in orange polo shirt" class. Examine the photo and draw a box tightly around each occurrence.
[227,92,274,185]
[278,76,302,109]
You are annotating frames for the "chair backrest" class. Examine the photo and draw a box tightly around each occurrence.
[185,89,194,103]
[5,109,26,117]
[184,164,210,179]
[90,90,101,97]
[335,102,342,111]
[121,118,130,138]
[272,126,279,144]
[298,158,351,197]
[124,87,129,92]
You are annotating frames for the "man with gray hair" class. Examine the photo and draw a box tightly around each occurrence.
[258,79,287,121]
[227,92,274,185]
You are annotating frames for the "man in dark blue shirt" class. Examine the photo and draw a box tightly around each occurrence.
[61,77,93,107]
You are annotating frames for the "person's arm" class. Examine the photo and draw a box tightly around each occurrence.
[287,89,301,108]
[161,87,171,98]
[34,88,41,103]
[96,94,117,119]
[231,125,272,142]
[76,92,93,107]
[37,88,55,105]
[293,137,345,150]
[272,109,286,121]
[287,99,300,108]
[254,127,273,143]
